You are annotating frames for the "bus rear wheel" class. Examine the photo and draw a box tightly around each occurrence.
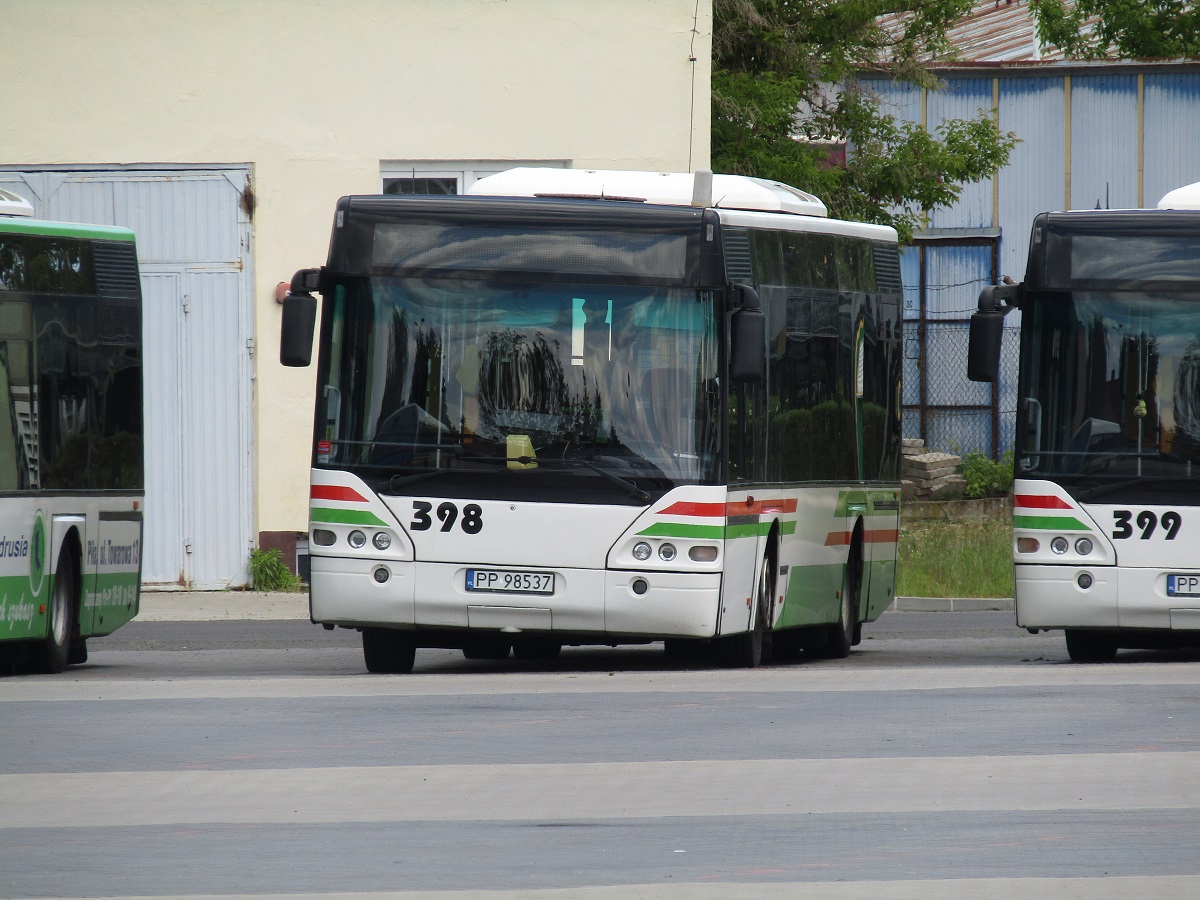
[818,546,861,660]
[32,549,77,675]
[1065,629,1118,663]
[362,628,416,673]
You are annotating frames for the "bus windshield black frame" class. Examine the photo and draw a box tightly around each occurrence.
[312,197,724,505]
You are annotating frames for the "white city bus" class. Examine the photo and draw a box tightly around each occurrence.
[280,169,904,672]
[0,190,144,673]
[969,183,1200,661]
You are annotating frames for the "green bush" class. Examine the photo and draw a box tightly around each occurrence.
[961,450,1014,499]
[249,548,303,592]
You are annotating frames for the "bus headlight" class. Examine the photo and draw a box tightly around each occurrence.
[1075,537,1093,556]
[373,532,392,551]
[658,543,677,561]
[633,542,652,561]
[1050,536,1069,555]
[348,530,367,549]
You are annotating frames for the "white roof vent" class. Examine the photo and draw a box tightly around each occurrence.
[468,167,828,217]
[0,189,35,217]
[1157,182,1200,210]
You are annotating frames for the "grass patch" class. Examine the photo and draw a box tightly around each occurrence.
[897,513,1014,598]
[249,548,304,592]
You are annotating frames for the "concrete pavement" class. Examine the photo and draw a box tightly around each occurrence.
[135,590,1012,622]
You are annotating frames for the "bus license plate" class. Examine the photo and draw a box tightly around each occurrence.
[466,569,555,595]
[1167,574,1200,598]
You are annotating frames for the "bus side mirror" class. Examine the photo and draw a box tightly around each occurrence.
[730,308,766,384]
[967,283,1021,383]
[967,312,1003,383]
[280,268,322,367]
[280,293,317,367]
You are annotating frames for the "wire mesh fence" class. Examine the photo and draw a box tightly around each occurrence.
[901,310,1021,460]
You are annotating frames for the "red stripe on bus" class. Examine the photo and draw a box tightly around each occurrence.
[657,502,727,518]
[1014,494,1072,510]
[311,484,368,503]
[657,499,799,519]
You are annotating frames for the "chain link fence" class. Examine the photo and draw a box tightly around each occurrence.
[902,321,1020,460]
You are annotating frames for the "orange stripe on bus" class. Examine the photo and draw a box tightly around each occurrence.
[825,529,899,546]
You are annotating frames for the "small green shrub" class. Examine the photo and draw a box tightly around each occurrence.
[961,450,1014,499]
[249,548,303,592]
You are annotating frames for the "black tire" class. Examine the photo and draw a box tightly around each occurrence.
[820,545,861,660]
[362,627,416,673]
[716,556,772,668]
[32,549,77,674]
[512,637,561,660]
[1065,629,1118,663]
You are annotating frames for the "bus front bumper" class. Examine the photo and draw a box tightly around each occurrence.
[308,555,722,639]
[1016,564,1200,631]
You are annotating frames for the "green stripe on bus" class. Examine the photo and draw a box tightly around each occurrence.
[727,520,798,539]
[310,506,388,526]
[0,219,136,241]
[1013,514,1091,532]
[637,522,725,539]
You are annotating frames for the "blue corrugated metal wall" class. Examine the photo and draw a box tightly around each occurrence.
[861,66,1200,459]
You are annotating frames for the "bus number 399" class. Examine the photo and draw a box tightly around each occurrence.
[411,501,483,534]
[1112,510,1181,540]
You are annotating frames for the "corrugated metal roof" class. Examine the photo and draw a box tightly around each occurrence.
[882,0,1101,66]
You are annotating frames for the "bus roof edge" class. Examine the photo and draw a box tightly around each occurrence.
[468,168,829,218]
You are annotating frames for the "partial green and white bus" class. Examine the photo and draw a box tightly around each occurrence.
[0,190,143,673]
[280,169,903,672]
[969,183,1200,661]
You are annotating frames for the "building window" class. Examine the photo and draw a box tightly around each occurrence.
[381,160,569,195]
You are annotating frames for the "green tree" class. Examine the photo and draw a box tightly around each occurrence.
[1030,0,1200,59]
[712,0,1200,242]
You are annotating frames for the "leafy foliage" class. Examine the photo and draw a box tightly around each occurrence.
[249,548,303,592]
[712,0,1018,243]
[960,450,1014,499]
[1030,0,1200,59]
[712,0,1200,243]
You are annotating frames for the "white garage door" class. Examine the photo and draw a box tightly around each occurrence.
[0,167,255,589]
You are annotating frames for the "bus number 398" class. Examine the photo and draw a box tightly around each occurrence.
[1112,510,1181,540]
[411,501,483,534]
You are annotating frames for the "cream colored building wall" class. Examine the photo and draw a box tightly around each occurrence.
[1,0,712,539]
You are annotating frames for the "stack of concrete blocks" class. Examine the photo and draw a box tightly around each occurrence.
[901,439,966,501]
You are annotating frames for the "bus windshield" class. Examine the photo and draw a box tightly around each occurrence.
[315,275,721,503]
[1018,290,1200,503]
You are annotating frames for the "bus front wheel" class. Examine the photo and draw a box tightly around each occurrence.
[717,556,772,668]
[32,549,77,675]
[362,628,416,673]
[1065,629,1118,663]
